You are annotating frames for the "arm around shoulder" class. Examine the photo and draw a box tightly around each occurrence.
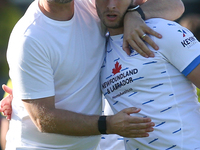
[122,0,184,57]
[140,0,185,21]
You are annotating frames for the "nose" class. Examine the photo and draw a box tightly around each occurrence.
[107,0,116,10]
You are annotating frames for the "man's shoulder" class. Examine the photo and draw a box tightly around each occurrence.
[145,18,182,33]
[145,18,190,44]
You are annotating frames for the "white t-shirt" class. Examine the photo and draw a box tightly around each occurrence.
[7,0,106,149]
[101,18,200,150]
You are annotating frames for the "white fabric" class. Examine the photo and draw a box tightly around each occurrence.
[99,98,125,150]
[101,18,200,150]
[6,0,106,149]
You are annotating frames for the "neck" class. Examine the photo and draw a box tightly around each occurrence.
[108,27,124,36]
[39,0,74,21]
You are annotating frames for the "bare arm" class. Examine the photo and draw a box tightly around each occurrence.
[0,85,154,137]
[22,96,154,137]
[123,0,185,57]
[140,0,184,20]
[187,64,200,89]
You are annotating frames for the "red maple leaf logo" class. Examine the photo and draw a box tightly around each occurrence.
[112,61,122,75]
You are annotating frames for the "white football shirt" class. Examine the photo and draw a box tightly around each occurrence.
[101,18,200,150]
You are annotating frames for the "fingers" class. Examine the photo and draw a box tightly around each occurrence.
[122,40,131,55]
[120,118,155,138]
[123,32,155,58]
[2,84,13,95]
[125,115,155,128]
[125,37,152,58]
[0,95,13,120]
[0,104,12,119]
[3,109,12,117]
[123,18,162,57]
[0,105,12,113]
[122,107,141,115]
[129,124,154,134]
[128,116,152,124]
[146,27,162,39]
[123,127,153,138]
[107,108,155,138]
[129,119,155,128]
[120,107,154,124]
[0,95,12,107]
[6,115,11,121]
[131,29,160,57]
[1,109,12,120]
[142,27,162,50]
[0,107,12,121]
[116,121,155,138]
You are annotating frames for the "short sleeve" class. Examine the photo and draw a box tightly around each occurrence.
[7,36,55,99]
[152,19,200,76]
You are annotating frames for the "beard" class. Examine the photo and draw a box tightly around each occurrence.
[101,18,124,29]
[96,8,125,29]
[96,4,127,29]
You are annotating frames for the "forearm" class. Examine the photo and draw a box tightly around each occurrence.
[140,0,185,20]
[23,97,154,137]
[40,108,155,137]
[39,108,100,136]
[23,97,100,136]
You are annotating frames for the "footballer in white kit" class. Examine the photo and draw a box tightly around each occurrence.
[101,18,200,150]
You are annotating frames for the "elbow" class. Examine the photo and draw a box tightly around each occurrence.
[36,122,48,133]
[35,116,56,133]
[35,119,48,133]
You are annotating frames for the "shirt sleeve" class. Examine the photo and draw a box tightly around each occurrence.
[152,19,200,76]
[7,36,55,100]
